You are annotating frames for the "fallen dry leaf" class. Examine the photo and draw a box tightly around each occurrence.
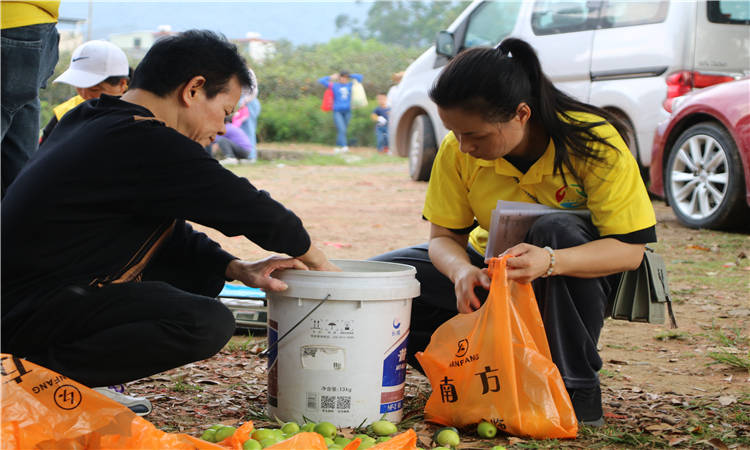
[704,437,729,450]
[668,436,690,446]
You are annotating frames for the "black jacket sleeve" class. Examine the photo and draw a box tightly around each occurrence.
[156,220,237,277]
[119,121,311,258]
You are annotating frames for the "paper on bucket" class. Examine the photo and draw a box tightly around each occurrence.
[484,200,590,261]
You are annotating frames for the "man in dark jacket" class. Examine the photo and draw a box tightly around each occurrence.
[1,30,337,415]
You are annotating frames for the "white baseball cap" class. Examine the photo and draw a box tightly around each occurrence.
[54,40,129,88]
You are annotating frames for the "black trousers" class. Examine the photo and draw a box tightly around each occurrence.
[372,214,619,389]
[3,233,235,387]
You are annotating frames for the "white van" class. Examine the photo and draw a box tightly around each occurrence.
[389,0,750,180]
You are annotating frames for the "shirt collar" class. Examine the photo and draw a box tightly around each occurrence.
[487,138,555,183]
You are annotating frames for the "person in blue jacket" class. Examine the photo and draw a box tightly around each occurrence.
[318,70,363,153]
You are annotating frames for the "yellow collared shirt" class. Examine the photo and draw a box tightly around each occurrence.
[53,95,86,121]
[1,1,60,30]
[423,112,656,255]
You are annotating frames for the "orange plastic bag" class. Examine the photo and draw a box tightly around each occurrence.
[0,354,250,449]
[415,256,578,439]
[265,432,329,449]
[370,429,417,449]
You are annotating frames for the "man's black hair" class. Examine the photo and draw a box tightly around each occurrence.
[130,29,252,98]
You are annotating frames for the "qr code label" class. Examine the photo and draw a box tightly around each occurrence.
[336,396,351,411]
[321,395,336,411]
[306,392,317,410]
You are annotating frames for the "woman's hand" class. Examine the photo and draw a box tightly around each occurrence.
[504,239,645,281]
[225,256,309,292]
[503,243,551,283]
[453,264,491,313]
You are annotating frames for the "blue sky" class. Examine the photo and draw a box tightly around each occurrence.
[58,1,372,45]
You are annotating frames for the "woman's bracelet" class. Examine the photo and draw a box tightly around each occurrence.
[542,246,555,278]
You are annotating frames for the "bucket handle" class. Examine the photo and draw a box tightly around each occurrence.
[259,294,331,358]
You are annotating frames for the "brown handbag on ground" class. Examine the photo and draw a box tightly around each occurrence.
[611,247,678,328]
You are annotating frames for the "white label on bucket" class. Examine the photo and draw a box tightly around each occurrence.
[300,345,345,371]
[310,319,355,339]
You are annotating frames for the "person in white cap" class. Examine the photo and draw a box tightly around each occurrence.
[40,40,130,145]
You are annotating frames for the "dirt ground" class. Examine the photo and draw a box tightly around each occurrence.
[130,146,749,448]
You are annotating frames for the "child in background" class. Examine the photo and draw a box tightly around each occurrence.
[371,93,390,154]
[40,40,130,145]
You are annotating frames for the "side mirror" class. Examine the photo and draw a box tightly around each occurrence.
[435,30,456,58]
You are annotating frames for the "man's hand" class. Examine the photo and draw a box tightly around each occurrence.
[297,245,341,272]
[453,265,491,313]
[225,256,309,292]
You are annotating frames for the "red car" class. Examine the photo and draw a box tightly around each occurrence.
[649,77,750,230]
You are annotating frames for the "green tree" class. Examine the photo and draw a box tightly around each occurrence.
[254,35,421,101]
[336,0,470,48]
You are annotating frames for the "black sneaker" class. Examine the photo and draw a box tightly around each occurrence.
[567,384,605,427]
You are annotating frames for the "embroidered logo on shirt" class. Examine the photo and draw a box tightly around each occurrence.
[556,184,587,209]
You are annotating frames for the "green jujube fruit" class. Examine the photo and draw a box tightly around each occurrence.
[333,436,351,446]
[251,428,276,442]
[242,439,262,450]
[432,426,459,444]
[314,422,337,439]
[371,420,398,436]
[281,422,300,436]
[477,421,498,438]
[259,436,281,448]
[200,429,216,442]
[436,429,460,448]
[214,426,236,442]
[358,437,377,449]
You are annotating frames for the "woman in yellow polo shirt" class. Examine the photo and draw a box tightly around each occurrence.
[373,38,656,427]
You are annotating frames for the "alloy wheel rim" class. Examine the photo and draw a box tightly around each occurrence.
[669,134,729,221]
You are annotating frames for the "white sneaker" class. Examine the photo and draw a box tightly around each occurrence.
[94,385,153,416]
[334,146,349,154]
[220,157,239,165]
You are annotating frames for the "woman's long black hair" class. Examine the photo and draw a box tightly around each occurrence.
[429,37,629,184]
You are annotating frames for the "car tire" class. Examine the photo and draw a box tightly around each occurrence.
[408,114,437,181]
[608,110,647,180]
[664,121,749,229]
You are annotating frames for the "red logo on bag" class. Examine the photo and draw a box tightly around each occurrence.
[456,339,469,357]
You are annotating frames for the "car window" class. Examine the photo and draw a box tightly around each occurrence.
[708,0,750,24]
[599,1,668,28]
[463,1,522,48]
[532,0,602,35]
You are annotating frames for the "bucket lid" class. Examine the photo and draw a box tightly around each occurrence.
[269,259,420,301]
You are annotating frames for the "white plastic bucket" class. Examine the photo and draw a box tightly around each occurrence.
[266,259,420,427]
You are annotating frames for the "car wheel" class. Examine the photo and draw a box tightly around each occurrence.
[608,110,646,180]
[664,122,749,229]
[408,114,437,181]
